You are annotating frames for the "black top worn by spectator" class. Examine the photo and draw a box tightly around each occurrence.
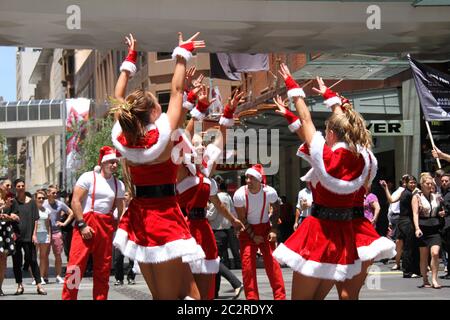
[15,197,39,242]
[442,188,450,230]
[399,188,414,219]
[4,199,20,235]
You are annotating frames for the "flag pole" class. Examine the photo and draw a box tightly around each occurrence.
[424,120,442,169]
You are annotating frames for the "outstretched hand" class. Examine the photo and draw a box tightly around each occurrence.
[178,32,206,50]
[273,95,290,116]
[312,76,327,96]
[227,88,245,112]
[197,85,216,106]
[278,63,292,80]
[125,33,137,51]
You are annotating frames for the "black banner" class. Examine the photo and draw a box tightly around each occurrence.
[408,55,450,121]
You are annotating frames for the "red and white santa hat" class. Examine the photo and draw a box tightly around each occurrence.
[94,146,121,172]
[245,164,267,184]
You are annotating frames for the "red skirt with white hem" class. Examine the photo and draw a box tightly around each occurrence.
[186,219,220,274]
[352,218,396,262]
[273,216,362,282]
[113,196,205,264]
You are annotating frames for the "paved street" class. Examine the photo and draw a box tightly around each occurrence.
[1,254,449,300]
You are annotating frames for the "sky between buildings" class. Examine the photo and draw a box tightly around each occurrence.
[0,46,16,101]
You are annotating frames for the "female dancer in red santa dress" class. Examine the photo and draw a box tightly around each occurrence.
[174,81,245,299]
[111,32,206,300]
[272,64,396,300]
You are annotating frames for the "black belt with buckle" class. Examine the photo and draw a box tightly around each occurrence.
[182,207,207,220]
[135,184,176,198]
[311,204,364,221]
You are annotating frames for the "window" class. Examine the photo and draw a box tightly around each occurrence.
[156,52,172,61]
[156,91,170,113]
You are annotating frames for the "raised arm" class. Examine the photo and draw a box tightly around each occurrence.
[273,95,304,141]
[178,71,205,129]
[312,77,344,115]
[278,63,316,145]
[432,146,450,162]
[114,34,137,103]
[167,32,205,131]
[380,180,403,203]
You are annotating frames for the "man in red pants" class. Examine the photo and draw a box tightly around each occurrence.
[62,146,125,300]
[233,164,286,300]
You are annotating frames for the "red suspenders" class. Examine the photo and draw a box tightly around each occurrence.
[90,171,118,215]
[245,186,267,224]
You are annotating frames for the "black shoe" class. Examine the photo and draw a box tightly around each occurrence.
[403,273,412,278]
[440,274,450,279]
[114,280,124,286]
[127,278,136,285]
[0,289,5,296]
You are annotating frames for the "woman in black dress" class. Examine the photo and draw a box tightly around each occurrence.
[0,190,20,296]
[412,173,444,289]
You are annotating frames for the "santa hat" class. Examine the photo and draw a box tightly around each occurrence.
[245,164,266,184]
[94,146,120,173]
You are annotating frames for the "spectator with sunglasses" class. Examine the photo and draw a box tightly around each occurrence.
[33,190,51,286]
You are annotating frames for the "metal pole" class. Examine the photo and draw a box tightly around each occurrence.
[425,120,442,169]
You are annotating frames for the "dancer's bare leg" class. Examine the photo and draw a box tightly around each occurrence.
[193,274,215,300]
[336,260,373,300]
[291,272,335,300]
[139,259,200,300]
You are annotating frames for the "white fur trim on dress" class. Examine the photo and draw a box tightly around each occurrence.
[183,101,195,111]
[171,128,198,166]
[199,144,222,178]
[300,168,319,187]
[273,243,362,281]
[111,113,171,164]
[172,46,193,61]
[176,175,211,194]
[288,119,302,133]
[296,143,312,164]
[219,116,234,127]
[357,237,396,262]
[113,228,205,264]
[367,149,378,185]
[120,61,137,77]
[287,88,306,99]
[307,131,374,195]
[183,154,197,176]
[190,107,206,120]
[324,96,342,109]
[189,257,220,274]
[245,168,262,182]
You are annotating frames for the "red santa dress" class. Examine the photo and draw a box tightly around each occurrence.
[111,113,205,264]
[273,132,396,281]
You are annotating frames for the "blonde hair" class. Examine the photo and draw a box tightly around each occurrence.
[325,102,372,154]
[111,89,156,146]
[419,172,433,186]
